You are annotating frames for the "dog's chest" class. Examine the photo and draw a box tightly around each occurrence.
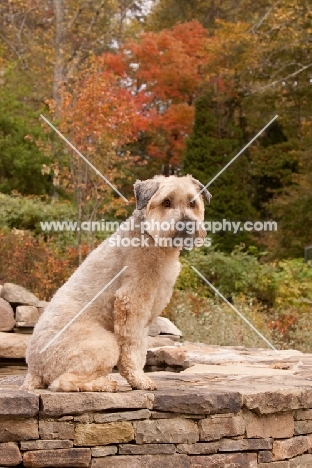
[149,259,181,320]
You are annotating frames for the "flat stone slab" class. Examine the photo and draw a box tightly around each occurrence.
[0,442,22,466]
[74,422,134,446]
[1,343,312,418]
[146,342,305,369]
[20,440,73,450]
[134,418,199,444]
[0,390,38,416]
[182,363,297,376]
[23,448,91,467]
[40,390,154,416]
[0,418,39,442]
[91,454,190,468]
[153,389,242,414]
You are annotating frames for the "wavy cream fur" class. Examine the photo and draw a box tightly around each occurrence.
[21,175,208,392]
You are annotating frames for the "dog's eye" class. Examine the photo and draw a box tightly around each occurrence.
[163,199,171,207]
[189,200,196,208]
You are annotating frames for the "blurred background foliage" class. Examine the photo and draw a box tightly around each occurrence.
[0,0,312,350]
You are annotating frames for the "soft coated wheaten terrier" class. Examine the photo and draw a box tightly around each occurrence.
[21,175,211,392]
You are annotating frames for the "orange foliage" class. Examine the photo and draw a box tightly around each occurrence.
[0,229,87,300]
[97,21,209,167]
[269,313,298,337]
[53,61,142,216]
[60,62,139,152]
[48,21,211,214]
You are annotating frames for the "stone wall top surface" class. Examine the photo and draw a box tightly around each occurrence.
[1,343,312,417]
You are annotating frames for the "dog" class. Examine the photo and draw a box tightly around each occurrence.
[21,175,211,392]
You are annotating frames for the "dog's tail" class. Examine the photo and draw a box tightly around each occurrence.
[20,371,43,391]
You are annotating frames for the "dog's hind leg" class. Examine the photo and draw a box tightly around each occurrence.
[49,372,80,392]
[49,328,120,392]
[49,371,117,392]
[20,372,43,391]
[80,375,118,392]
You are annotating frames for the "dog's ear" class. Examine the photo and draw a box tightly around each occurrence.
[134,179,160,210]
[190,176,212,204]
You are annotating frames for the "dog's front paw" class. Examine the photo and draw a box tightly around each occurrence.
[130,374,157,391]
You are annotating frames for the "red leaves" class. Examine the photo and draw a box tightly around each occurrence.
[269,314,298,336]
[60,67,138,153]
[125,20,207,102]
[0,230,83,300]
[124,21,208,166]
[63,20,210,168]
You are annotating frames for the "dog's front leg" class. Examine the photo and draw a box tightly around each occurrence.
[114,290,156,390]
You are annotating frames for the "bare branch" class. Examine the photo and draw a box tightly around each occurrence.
[66,0,106,79]
[249,4,276,34]
[0,32,27,68]
[53,0,65,112]
[250,63,312,94]
[67,5,84,30]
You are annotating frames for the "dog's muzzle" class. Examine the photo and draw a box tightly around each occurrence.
[173,218,202,240]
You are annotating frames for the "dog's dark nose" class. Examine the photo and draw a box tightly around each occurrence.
[178,218,194,229]
[174,218,196,238]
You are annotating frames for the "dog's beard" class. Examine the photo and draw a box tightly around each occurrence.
[143,217,206,250]
[173,225,206,250]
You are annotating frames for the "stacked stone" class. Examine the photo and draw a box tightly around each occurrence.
[2,378,312,467]
[0,283,48,360]
[0,283,48,329]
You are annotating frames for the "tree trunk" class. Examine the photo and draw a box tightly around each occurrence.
[53,0,65,114]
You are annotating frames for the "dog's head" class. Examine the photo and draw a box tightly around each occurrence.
[134,175,211,249]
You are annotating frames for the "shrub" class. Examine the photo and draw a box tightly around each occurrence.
[177,246,312,308]
[0,228,83,300]
[164,289,312,352]
[0,193,75,235]
[164,290,276,348]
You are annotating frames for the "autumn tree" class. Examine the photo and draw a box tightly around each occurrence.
[146,0,273,32]
[185,1,312,256]
[54,59,140,259]
[0,0,149,199]
[0,0,148,110]
[102,20,209,174]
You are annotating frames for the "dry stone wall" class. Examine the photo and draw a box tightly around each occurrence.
[2,283,312,466]
[1,368,312,467]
